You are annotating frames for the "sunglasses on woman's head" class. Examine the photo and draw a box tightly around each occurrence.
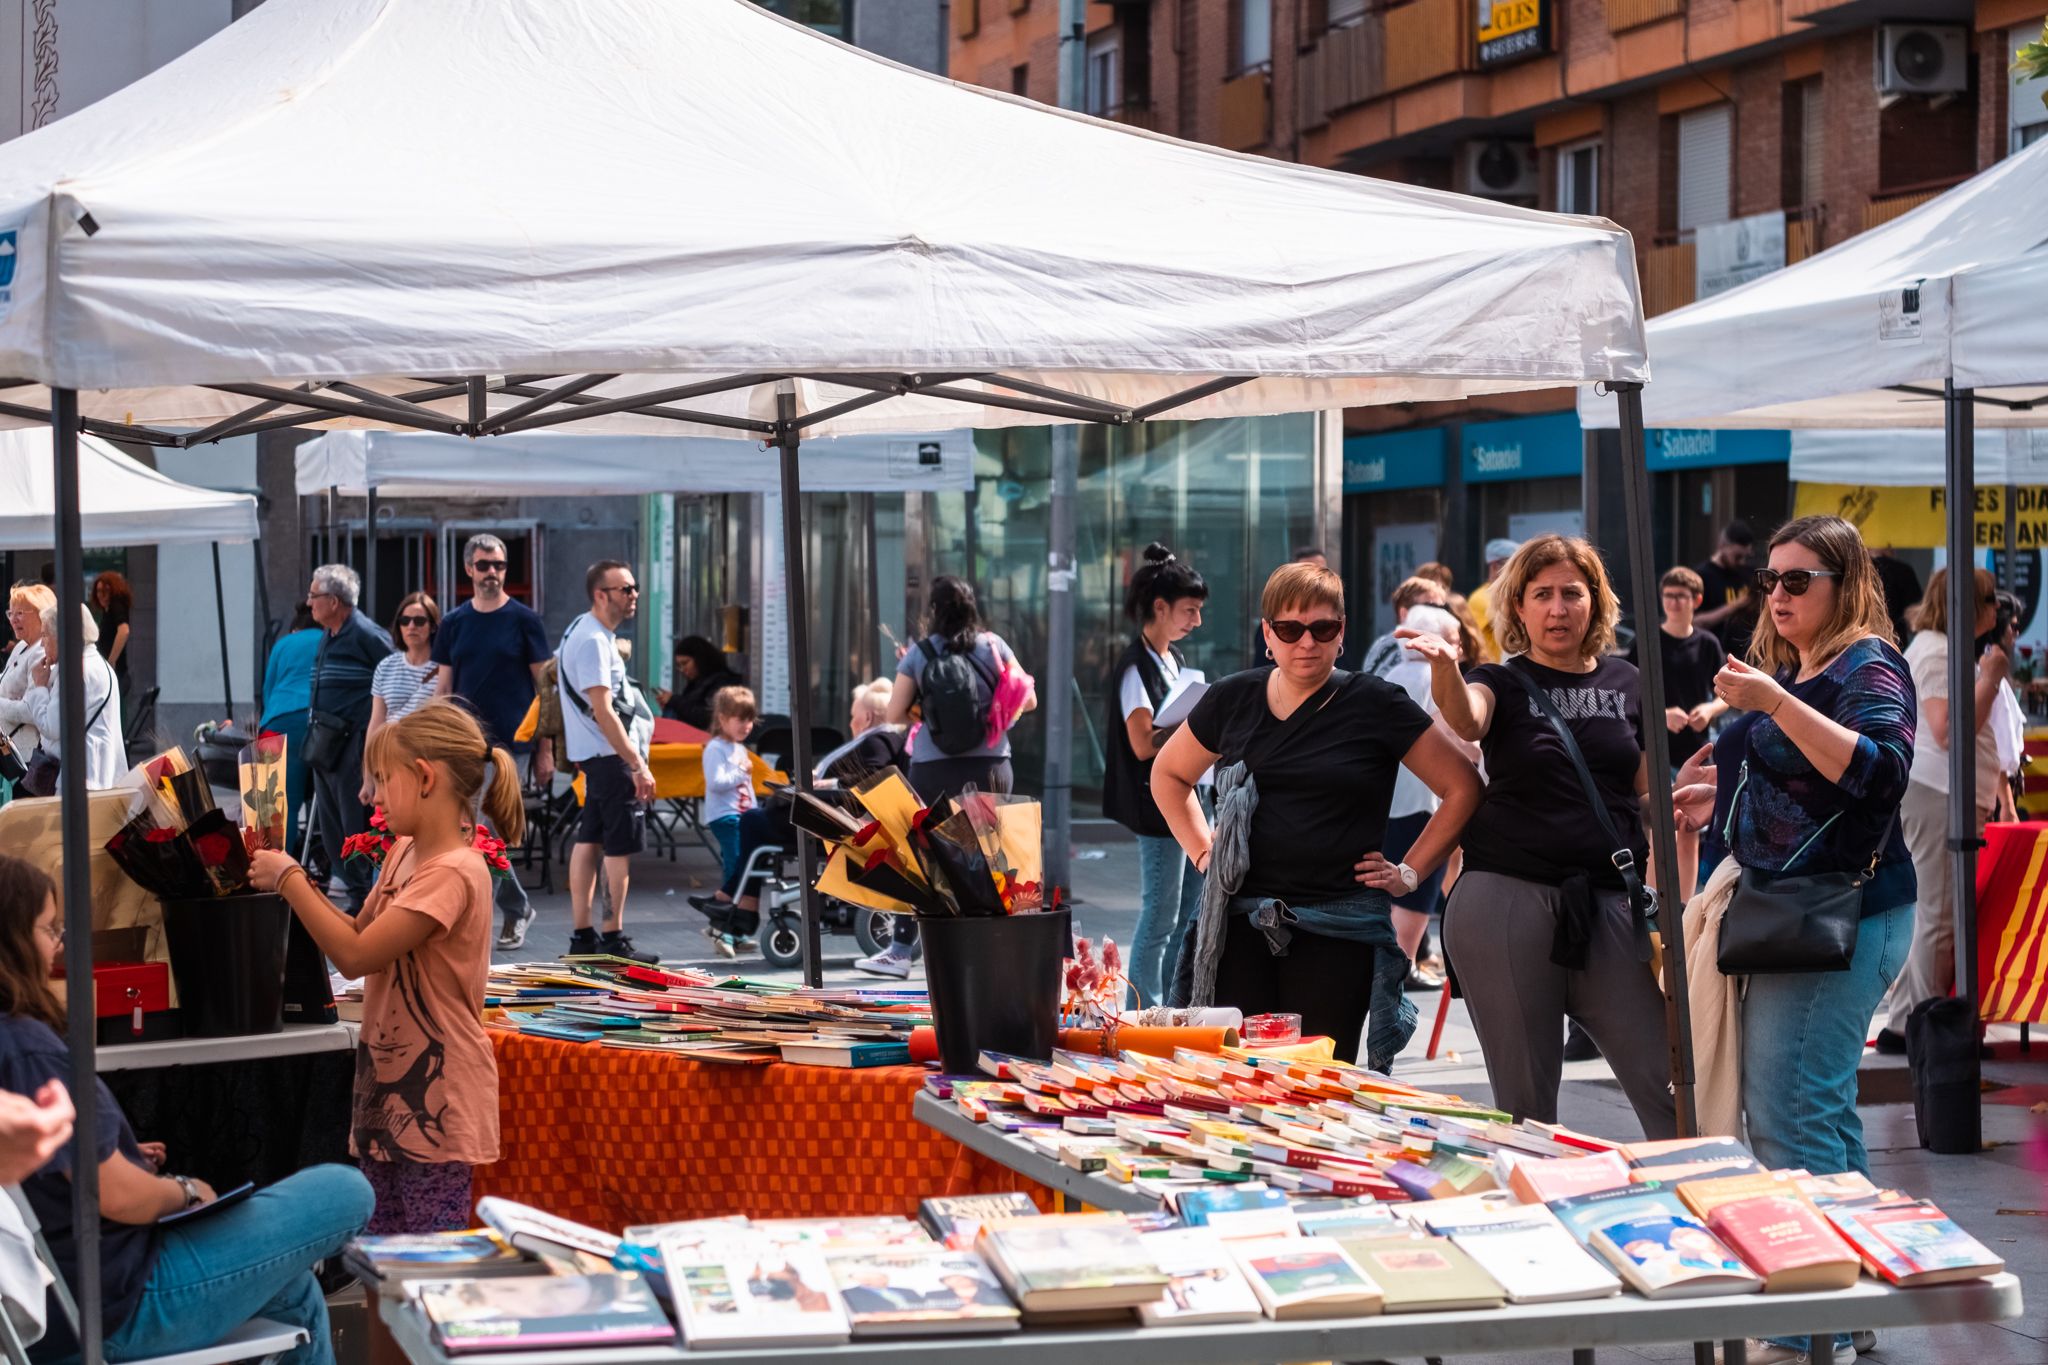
[1755,568,1840,596]
[1266,617,1343,644]
[398,615,431,628]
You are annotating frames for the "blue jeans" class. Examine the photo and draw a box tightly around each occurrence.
[711,815,744,897]
[1129,835,1204,1008]
[1742,901,1911,1355]
[106,1164,373,1365]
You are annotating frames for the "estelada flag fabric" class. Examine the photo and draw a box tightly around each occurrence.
[1976,821,2048,1024]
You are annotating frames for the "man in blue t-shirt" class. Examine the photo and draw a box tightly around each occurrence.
[433,533,552,947]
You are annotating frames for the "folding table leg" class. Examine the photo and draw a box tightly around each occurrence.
[1693,1342,1716,1365]
[1810,1336,1834,1365]
[1722,1341,1747,1365]
[1572,1350,1596,1365]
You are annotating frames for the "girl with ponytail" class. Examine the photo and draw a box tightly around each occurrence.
[252,699,521,1233]
[1103,543,1210,1007]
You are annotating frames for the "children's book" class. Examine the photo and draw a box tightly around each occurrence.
[1825,1201,2005,1287]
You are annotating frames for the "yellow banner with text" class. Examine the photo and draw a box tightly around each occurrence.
[1792,483,2048,550]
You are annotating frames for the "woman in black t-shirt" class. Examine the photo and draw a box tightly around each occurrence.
[1403,535,1676,1136]
[1151,562,1481,1067]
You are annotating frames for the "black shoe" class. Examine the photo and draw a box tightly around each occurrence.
[566,927,599,957]
[1404,965,1444,993]
[1562,1021,1601,1063]
[599,930,659,965]
[1873,1027,1907,1055]
[688,893,734,917]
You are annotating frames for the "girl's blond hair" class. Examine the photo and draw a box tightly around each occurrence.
[363,699,525,844]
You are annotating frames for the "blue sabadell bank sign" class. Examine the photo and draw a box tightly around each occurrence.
[1348,416,1789,493]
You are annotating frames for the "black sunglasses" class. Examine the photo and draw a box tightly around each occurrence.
[397,614,432,628]
[470,559,508,573]
[1755,568,1840,596]
[602,583,641,596]
[1266,617,1343,644]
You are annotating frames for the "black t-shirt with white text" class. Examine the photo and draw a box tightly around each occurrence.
[1186,668,1431,905]
[1462,655,1647,889]
[1626,627,1726,765]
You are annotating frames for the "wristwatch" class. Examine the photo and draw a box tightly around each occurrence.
[172,1174,201,1209]
[1394,862,1420,893]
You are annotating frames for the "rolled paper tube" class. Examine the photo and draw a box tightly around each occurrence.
[1056,1026,1238,1058]
[908,1025,939,1065]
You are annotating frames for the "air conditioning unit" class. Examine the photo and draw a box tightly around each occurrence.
[1876,24,1969,97]
[1459,140,1539,200]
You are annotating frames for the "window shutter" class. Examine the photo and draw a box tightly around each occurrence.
[1676,103,1732,233]
[1799,82,1825,209]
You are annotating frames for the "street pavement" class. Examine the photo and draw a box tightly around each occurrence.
[498,827,2045,1364]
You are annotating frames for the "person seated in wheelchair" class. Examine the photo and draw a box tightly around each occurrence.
[0,854,372,1365]
[690,678,907,957]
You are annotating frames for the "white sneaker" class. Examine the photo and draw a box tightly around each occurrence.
[496,904,534,950]
[713,933,737,961]
[854,946,914,979]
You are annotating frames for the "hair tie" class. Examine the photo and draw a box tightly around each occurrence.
[1163,552,1176,563]
[481,746,494,764]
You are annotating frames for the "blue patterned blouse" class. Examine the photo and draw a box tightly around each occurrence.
[1708,635,1917,917]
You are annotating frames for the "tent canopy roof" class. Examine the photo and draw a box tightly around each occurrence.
[0,428,258,549]
[294,428,977,497]
[1580,139,2048,431]
[0,0,1645,442]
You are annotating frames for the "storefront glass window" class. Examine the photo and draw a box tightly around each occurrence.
[927,413,1319,805]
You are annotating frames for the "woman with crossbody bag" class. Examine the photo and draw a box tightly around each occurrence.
[21,603,124,791]
[1409,535,1677,1138]
[1151,562,1478,1069]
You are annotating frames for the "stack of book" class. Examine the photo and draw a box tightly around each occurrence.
[480,960,929,1064]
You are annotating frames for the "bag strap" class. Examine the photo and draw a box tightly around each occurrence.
[918,637,998,694]
[1510,661,1642,893]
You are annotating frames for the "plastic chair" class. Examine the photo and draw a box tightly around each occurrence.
[0,1187,306,1365]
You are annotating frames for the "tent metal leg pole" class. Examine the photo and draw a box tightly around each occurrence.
[53,387,104,1365]
[365,484,379,623]
[776,388,824,989]
[1042,425,1078,897]
[2003,483,2018,594]
[212,541,235,719]
[1944,381,1983,1149]
[1612,381,1697,1137]
[252,536,272,699]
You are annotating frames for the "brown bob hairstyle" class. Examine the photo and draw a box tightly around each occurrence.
[1260,561,1344,623]
[1494,534,1621,662]
[1748,515,1896,673]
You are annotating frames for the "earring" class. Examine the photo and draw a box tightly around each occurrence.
[1264,646,1274,660]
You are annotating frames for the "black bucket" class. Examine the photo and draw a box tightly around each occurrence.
[160,893,290,1037]
[919,910,1070,1075]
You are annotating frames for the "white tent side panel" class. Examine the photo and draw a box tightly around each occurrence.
[1953,249,2048,392]
[0,427,258,549]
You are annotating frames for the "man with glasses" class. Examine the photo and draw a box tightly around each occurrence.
[559,560,658,963]
[433,534,553,947]
[306,564,392,911]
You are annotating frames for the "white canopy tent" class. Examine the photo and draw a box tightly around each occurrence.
[1578,139,2048,1153]
[292,429,977,498]
[0,2,1664,1324]
[0,427,256,717]
[1788,429,2048,487]
[0,427,257,547]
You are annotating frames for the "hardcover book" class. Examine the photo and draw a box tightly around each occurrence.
[917,1193,1040,1247]
[974,1214,1170,1313]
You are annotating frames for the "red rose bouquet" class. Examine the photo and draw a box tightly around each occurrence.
[343,809,515,881]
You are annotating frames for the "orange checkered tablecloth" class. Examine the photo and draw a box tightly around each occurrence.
[471,1030,1045,1232]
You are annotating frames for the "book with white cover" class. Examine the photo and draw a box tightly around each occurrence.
[665,1245,852,1349]
[1226,1236,1384,1320]
[1446,1217,1623,1303]
[1136,1229,1264,1326]
[1152,673,1209,729]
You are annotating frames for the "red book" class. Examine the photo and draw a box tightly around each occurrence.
[1707,1197,1861,1292]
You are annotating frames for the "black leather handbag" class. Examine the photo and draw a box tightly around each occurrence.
[303,635,355,773]
[1715,759,1872,975]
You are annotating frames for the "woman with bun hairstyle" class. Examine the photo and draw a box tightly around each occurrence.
[252,699,524,1234]
[1103,543,1210,1007]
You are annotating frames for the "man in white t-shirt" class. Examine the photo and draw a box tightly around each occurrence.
[558,559,659,964]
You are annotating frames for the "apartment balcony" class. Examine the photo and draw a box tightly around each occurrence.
[1863,188,1944,232]
[1298,17,1387,131]
[1383,0,1472,95]
[1102,99,1160,133]
[1606,0,1685,32]
[1220,69,1272,150]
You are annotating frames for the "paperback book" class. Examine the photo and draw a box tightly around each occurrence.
[664,1246,853,1349]
[974,1213,1170,1313]
[412,1272,675,1353]
[825,1248,1021,1335]
[1332,1232,1506,1313]
[1135,1228,1264,1325]
[1825,1201,2005,1287]
[1227,1236,1384,1319]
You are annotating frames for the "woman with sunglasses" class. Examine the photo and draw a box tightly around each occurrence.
[1679,516,1915,1365]
[1152,561,1480,1068]
[362,593,443,802]
[1407,534,1678,1138]
[1872,567,2007,1055]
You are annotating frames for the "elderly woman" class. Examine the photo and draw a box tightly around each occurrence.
[1151,561,1480,1068]
[0,584,56,802]
[23,603,125,791]
[1408,535,1676,1138]
[1677,516,1915,1365]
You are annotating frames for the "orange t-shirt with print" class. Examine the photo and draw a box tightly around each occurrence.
[350,837,501,1166]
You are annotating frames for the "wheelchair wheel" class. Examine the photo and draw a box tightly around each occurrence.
[760,917,805,969]
[853,907,898,958]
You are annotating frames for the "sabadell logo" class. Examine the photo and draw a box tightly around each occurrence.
[1471,443,1523,473]
[1657,431,1719,461]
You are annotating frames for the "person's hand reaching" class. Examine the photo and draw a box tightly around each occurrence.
[0,1080,74,1184]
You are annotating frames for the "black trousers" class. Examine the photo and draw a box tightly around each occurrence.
[1208,915,1379,1064]
[308,728,373,911]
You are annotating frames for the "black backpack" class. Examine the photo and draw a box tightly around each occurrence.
[915,637,997,756]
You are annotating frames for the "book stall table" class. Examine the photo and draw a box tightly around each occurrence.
[472,1031,1047,1229]
[376,1267,2024,1365]
[96,1020,359,1071]
[911,1091,1158,1213]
